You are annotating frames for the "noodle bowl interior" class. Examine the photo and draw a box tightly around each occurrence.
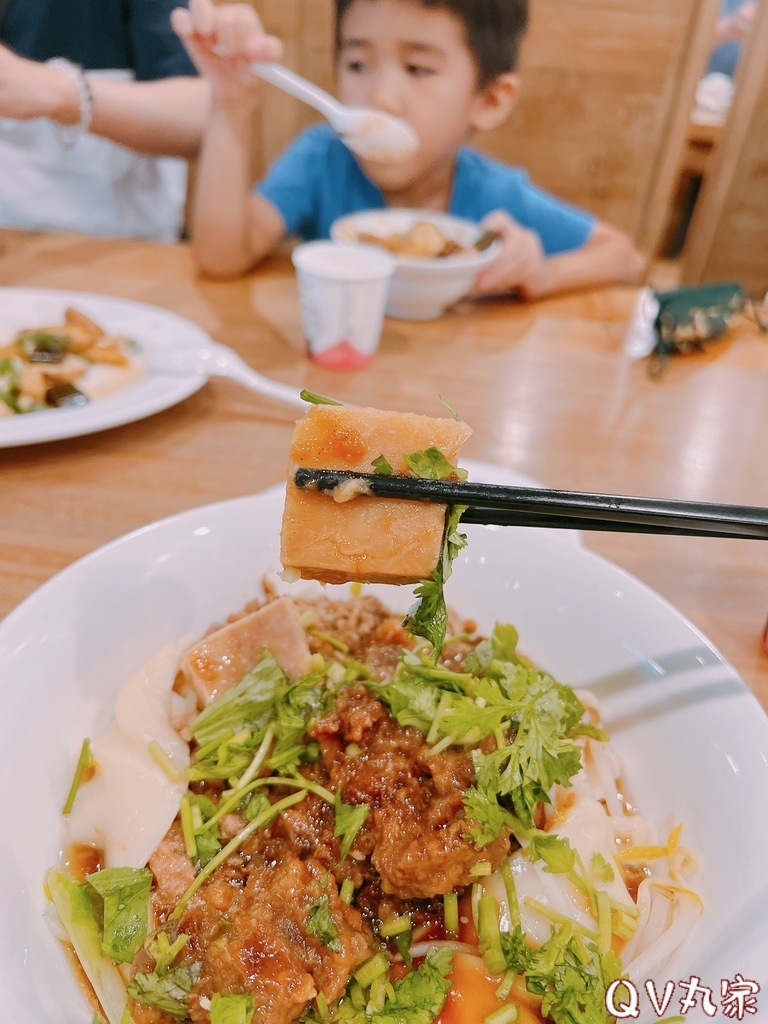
[49,586,701,1024]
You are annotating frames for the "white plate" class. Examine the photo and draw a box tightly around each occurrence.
[0,474,766,1023]
[0,288,207,447]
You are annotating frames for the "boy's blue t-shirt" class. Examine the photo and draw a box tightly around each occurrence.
[257,125,594,256]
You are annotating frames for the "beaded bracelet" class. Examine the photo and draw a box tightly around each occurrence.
[46,58,94,150]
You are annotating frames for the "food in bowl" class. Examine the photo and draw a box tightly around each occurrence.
[46,404,701,1024]
[0,306,140,415]
[48,589,701,1024]
[331,209,501,320]
[358,220,466,259]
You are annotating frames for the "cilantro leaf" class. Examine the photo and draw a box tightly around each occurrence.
[501,924,624,1024]
[188,732,261,782]
[188,794,222,867]
[592,853,615,883]
[462,787,523,848]
[127,961,200,1021]
[269,671,330,775]
[403,504,467,658]
[371,454,393,475]
[371,947,453,1024]
[211,992,256,1024]
[465,665,586,834]
[403,571,449,657]
[404,447,467,481]
[306,894,342,952]
[86,866,152,965]
[528,833,576,875]
[191,651,285,748]
[375,671,443,732]
[466,623,522,675]
[334,791,370,860]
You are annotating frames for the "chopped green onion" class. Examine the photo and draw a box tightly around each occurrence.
[309,629,350,653]
[495,970,517,1001]
[194,728,235,762]
[443,892,459,936]
[315,992,330,1021]
[471,880,483,934]
[426,691,453,746]
[484,1005,518,1024]
[180,797,197,860]
[62,738,93,815]
[171,790,307,920]
[596,889,611,955]
[200,774,334,837]
[235,723,276,790]
[428,732,456,756]
[379,915,411,938]
[611,909,638,941]
[340,878,355,904]
[522,897,599,943]
[494,728,506,750]
[345,743,364,758]
[608,896,639,917]
[148,740,184,785]
[478,895,506,975]
[438,394,460,421]
[354,951,390,989]
[498,860,520,930]
[368,974,389,1013]
[349,980,366,1009]
[470,861,492,877]
[300,390,342,406]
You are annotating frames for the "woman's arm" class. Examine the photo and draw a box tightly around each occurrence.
[0,44,207,158]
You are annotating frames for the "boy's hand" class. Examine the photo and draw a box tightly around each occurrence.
[473,210,551,301]
[171,0,282,105]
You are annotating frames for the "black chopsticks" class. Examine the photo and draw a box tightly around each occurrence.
[292,468,768,540]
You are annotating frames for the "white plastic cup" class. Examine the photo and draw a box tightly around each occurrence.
[291,241,395,369]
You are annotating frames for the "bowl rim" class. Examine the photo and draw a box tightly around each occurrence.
[330,207,501,270]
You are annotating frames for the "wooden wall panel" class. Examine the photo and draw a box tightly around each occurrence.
[682,0,768,296]
[473,0,720,250]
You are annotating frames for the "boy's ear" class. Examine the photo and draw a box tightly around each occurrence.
[469,73,520,132]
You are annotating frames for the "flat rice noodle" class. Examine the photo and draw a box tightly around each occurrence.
[281,405,472,584]
[181,596,311,705]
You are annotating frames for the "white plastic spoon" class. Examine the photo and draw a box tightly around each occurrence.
[149,341,306,409]
[253,62,418,164]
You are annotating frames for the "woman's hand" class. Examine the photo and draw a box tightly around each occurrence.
[473,210,551,301]
[0,45,80,123]
[171,0,282,106]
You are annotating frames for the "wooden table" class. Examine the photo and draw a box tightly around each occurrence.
[2,229,767,709]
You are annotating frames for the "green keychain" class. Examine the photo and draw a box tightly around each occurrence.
[648,282,766,377]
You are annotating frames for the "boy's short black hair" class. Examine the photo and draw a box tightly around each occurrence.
[335,0,529,84]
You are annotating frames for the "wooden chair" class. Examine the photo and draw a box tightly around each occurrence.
[682,0,768,297]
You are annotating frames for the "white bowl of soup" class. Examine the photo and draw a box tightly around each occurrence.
[331,208,500,320]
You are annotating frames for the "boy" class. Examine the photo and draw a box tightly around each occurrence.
[172,0,644,299]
